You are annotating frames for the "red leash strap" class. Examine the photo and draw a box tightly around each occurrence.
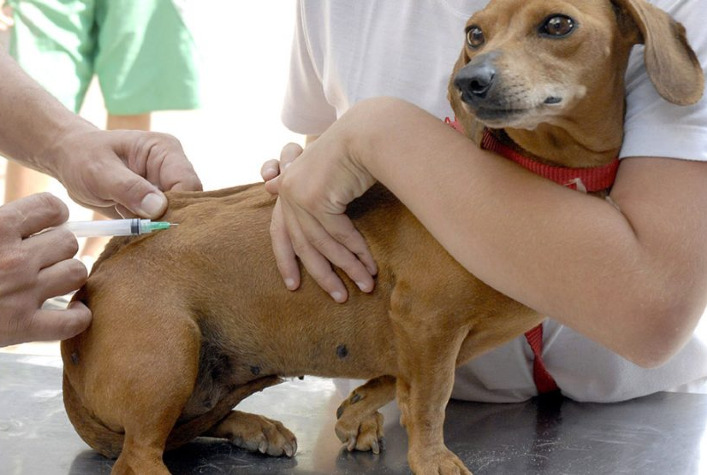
[524,324,560,394]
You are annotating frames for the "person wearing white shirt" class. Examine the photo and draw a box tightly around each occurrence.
[262,0,707,403]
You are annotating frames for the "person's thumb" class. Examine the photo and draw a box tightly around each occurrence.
[103,168,168,219]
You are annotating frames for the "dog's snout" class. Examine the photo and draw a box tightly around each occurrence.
[454,53,500,103]
[455,65,495,99]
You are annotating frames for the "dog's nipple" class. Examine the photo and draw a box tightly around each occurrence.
[336,344,349,359]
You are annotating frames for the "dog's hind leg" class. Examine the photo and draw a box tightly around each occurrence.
[204,410,297,457]
[105,313,203,474]
[334,375,396,453]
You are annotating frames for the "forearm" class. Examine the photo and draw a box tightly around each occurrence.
[345,97,707,366]
[0,49,95,177]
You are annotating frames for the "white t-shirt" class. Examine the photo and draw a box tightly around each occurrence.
[281,0,707,402]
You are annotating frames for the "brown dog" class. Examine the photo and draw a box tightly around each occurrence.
[61,1,704,474]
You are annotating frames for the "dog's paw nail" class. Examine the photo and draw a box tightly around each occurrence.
[372,439,380,454]
[258,441,268,454]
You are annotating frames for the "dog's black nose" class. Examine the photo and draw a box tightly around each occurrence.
[455,64,495,100]
[454,54,499,102]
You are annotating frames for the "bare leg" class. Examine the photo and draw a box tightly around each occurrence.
[106,113,151,132]
[3,161,51,204]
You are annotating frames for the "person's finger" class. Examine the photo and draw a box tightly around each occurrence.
[280,143,303,170]
[37,259,87,301]
[284,209,350,303]
[270,200,301,291]
[279,198,366,302]
[89,166,168,218]
[262,143,304,193]
[24,302,92,342]
[261,159,281,183]
[2,193,69,240]
[264,175,281,195]
[317,213,378,286]
[147,160,203,193]
[129,131,202,193]
[292,209,375,296]
[26,226,79,269]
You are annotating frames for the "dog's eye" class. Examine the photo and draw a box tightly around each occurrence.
[465,25,485,48]
[540,15,575,37]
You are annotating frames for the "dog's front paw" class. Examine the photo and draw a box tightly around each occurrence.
[409,448,472,475]
[207,410,297,457]
[335,411,384,454]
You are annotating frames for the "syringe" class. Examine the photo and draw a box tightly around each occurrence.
[63,219,175,238]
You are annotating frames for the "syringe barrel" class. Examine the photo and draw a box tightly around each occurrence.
[63,219,149,237]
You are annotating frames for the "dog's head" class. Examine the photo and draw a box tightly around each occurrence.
[448,0,704,154]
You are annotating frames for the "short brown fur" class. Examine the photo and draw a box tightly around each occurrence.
[61,1,703,474]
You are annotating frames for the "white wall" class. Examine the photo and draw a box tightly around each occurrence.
[154,1,303,190]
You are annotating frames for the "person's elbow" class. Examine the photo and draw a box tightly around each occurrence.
[618,283,706,369]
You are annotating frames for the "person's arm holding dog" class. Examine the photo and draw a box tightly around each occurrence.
[0,49,202,346]
[269,97,707,369]
[264,1,707,370]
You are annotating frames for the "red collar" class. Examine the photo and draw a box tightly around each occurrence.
[445,118,619,192]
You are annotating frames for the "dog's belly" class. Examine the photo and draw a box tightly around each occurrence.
[180,285,399,419]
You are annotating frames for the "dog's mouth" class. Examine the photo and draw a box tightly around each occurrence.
[459,92,565,128]
[473,105,530,121]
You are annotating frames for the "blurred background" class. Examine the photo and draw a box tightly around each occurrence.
[0,1,301,215]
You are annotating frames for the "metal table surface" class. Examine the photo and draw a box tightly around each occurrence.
[1,351,706,474]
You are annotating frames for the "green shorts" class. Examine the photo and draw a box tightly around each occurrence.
[8,0,200,115]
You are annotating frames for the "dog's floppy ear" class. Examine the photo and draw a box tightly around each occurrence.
[612,0,704,105]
